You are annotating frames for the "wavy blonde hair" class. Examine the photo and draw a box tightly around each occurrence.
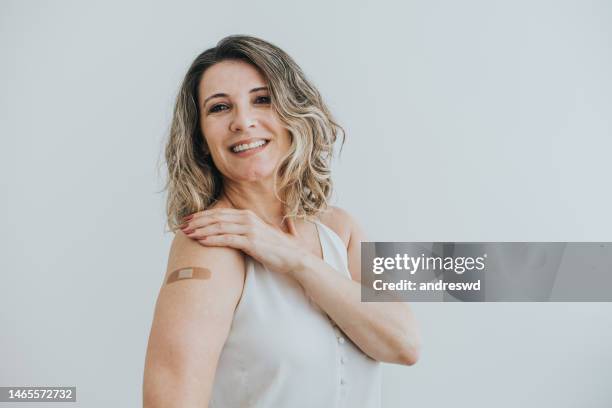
[160,35,345,232]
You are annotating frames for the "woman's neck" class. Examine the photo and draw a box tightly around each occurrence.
[220,179,288,231]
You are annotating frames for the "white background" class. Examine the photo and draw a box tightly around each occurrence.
[1,0,611,406]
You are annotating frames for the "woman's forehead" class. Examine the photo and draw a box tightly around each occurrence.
[199,60,267,96]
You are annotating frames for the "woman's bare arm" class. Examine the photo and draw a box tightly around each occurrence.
[143,231,245,408]
[292,207,422,366]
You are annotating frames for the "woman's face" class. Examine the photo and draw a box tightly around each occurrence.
[198,59,291,183]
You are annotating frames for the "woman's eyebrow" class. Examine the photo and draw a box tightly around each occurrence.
[202,86,269,107]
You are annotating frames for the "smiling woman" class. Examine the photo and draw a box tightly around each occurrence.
[143,35,421,408]
[161,36,341,226]
[197,60,292,185]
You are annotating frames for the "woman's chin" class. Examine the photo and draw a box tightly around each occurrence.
[232,166,277,183]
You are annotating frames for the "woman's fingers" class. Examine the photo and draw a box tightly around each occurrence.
[182,211,247,232]
[196,234,250,251]
[186,222,249,239]
[186,208,251,222]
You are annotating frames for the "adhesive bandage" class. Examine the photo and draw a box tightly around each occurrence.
[165,267,211,285]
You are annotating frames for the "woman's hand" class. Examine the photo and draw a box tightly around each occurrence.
[180,208,313,275]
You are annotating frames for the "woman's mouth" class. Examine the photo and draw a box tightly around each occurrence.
[230,139,270,156]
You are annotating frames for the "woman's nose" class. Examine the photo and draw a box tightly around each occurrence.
[229,104,256,133]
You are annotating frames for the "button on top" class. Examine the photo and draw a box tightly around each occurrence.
[338,336,345,344]
[340,378,346,385]
[340,356,346,364]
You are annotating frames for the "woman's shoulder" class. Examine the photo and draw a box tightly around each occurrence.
[316,206,357,249]
[166,229,246,289]
[168,199,238,262]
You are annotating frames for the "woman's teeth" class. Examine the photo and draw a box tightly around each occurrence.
[231,140,267,153]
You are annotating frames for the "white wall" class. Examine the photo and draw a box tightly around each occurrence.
[1,0,611,406]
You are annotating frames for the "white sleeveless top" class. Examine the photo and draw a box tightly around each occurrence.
[210,220,382,407]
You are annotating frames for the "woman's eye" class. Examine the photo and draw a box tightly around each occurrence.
[207,97,269,113]
[255,95,271,104]
[209,104,229,113]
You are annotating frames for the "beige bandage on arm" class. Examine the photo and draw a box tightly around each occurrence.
[165,267,212,285]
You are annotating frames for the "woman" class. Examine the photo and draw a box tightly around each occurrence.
[143,35,421,407]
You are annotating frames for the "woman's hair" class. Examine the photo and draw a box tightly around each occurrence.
[160,34,345,232]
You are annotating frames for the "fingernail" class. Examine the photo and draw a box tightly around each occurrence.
[184,229,195,234]
[179,223,188,229]
[183,215,194,221]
